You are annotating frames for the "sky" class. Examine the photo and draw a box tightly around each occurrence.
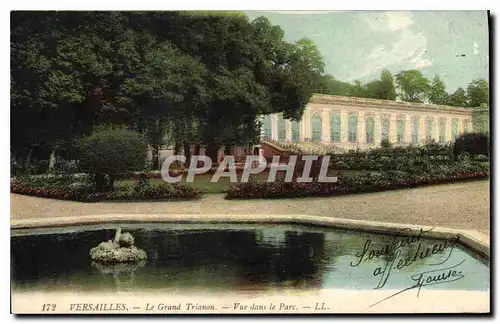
[245,11,489,92]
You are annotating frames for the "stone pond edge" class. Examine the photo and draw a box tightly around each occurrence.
[10,214,490,260]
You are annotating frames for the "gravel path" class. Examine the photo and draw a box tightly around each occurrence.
[11,180,490,234]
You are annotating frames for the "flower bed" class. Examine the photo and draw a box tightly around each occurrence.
[85,184,201,202]
[225,162,489,200]
[10,175,201,202]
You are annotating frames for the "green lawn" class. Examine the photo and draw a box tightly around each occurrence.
[118,170,359,194]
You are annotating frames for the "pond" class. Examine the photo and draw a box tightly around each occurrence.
[11,223,489,294]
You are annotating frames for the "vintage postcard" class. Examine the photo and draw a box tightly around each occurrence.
[10,10,490,315]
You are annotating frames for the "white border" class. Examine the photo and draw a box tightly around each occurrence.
[2,2,497,323]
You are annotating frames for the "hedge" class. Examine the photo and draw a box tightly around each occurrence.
[225,162,489,200]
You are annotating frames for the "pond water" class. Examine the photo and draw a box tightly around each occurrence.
[11,223,489,294]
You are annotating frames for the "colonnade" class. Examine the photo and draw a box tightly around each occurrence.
[261,106,473,148]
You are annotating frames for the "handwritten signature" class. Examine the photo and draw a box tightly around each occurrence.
[370,259,466,307]
[350,227,461,290]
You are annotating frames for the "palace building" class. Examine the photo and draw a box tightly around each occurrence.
[261,93,477,150]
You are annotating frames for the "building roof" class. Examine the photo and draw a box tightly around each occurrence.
[309,93,474,115]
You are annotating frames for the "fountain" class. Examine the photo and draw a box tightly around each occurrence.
[90,228,147,264]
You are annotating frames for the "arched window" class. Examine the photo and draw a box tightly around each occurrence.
[311,113,322,141]
[397,117,405,144]
[426,118,434,143]
[348,114,358,143]
[262,115,271,138]
[381,116,390,141]
[291,121,300,141]
[411,117,420,145]
[277,116,286,141]
[452,119,459,140]
[365,116,375,144]
[439,118,447,143]
[330,114,341,143]
[463,120,472,134]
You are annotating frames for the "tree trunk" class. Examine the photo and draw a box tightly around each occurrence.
[24,147,32,169]
[172,142,183,169]
[108,175,116,191]
[194,144,202,168]
[184,143,192,167]
[95,174,107,192]
[48,147,56,173]
[205,143,219,166]
[174,142,181,155]
[224,144,231,155]
[151,145,160,170]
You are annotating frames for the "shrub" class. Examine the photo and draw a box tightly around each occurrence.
[35,160,50,174]
[329,144,457,171]
[476,155,489,162]
[53,157,79,174]
[11,158,23,176]
[78,125,147,192]
[453,132,489,159]
[12,173,91,189]
[134,172,151,193]
[422,139,441,151]
[380,138,392,149]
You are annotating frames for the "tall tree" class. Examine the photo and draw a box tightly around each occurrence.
[11,11,326,166]
[467,78,489,108]
[379,69,397,100]
[365,69,397,100]
[138,45,207,168]
[448,87,468,107]
[395,69,430,103]
[428,75,448,105]
[318,75,352,96]
[249,16,324,120]
[349,80,368,98]
[291,38,325,76]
